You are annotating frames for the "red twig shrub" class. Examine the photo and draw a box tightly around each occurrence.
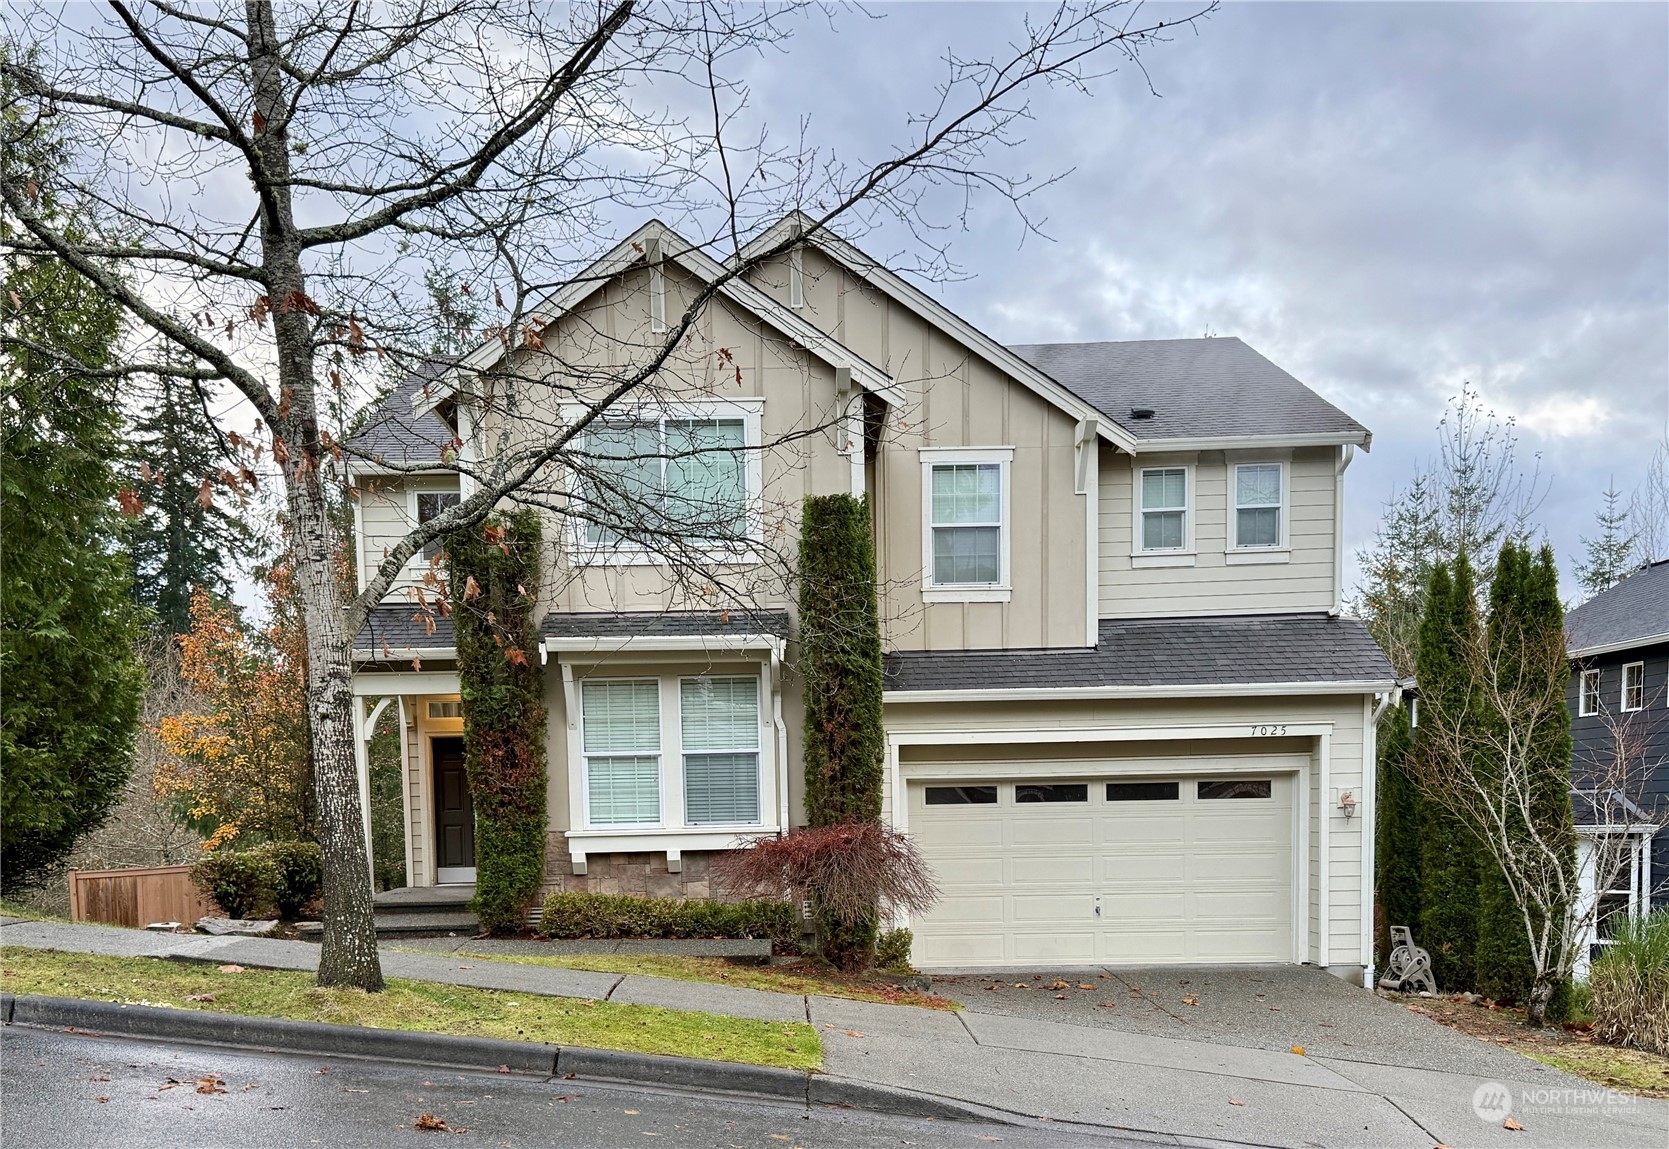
[713,822,938,927]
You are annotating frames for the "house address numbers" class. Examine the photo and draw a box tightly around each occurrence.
[1249,724,1290,737]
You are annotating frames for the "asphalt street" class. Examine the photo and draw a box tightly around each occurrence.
[0,1026,1176,1149]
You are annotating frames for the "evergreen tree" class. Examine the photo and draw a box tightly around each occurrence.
[1414,555,1481,991]
[129,372,250,633]
[0,80,145,891]
[1476,543,1533,1003]
[1374,700,1420,966]
[1573,484,1638,598]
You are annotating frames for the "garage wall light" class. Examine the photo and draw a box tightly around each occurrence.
[1337,789,1357,819]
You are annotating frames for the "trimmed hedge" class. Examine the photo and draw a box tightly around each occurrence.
[875,927,913,973]
[447,511,548,934]
[191,840,322,920]
[537,891,798,950]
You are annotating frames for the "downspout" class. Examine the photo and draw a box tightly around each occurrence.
[1331,445,1355,617]
[1362,684,1402,990]
[770,638,790,834]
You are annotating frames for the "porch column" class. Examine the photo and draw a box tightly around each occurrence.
[354,696,396,900]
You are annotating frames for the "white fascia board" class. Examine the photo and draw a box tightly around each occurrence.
[416,220,902,416]
[1128,431,1373,454]
[738,212,1138,454]
[883,679,1397,704]
[351,669,460,695]
[352,646,456,661]
[1568,633,1669,659]
[543,634,781,656]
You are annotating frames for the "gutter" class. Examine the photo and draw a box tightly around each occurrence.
[883,679,1398,704]
[1568,633,1669,659]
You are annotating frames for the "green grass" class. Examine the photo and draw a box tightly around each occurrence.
[0,899,63,922]
[1525,1044,1669,1099]
[441,949,957,1010]
[0,947,821,1070]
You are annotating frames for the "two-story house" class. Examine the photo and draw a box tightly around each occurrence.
[1566,558,1669,968]
[346,215,1397,984]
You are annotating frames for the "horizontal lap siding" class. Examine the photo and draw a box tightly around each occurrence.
[359,479,458,595]
[1099,448,1338,618]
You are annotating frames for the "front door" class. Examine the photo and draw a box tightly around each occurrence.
[432,737,476,883]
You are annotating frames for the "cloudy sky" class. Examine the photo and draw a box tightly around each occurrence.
[740,0,1669,599]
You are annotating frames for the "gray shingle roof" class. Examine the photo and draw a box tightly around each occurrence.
[1007,337,1369,444]
[884,613,1394,693]
[345,359,456,469]
[1567,559,1669,654]
[354,607,790,658]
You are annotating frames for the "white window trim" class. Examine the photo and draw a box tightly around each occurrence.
[407,481,463,569]
[920,447,1013,603]
[1621,662,1645,713]
[1579,668,1602,717]
[565,398,765,567]
[574,666,777,834]
[1229,460,1290,559]
[578,677,665,831]
[678,674,766,829]
[1131,463,1195,566]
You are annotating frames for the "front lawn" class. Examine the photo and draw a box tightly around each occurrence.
[445,949,957,1010]
[0,948,821,1070]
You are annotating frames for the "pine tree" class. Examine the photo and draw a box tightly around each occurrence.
[1374,700,1420,966]
[1476,543,1534,1003]
[0,77,145,891]
[129,372,250,634]
[1573,484,1637,598]
[1415,555,1481,991]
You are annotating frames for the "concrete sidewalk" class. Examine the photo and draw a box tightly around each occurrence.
[5,917,1665,1147]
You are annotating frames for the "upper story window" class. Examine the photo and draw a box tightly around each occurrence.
[1579,669,1601,717]
[1233,463,1285,549]
[921,448,1012,601]
[1139,466,1188,551]
[574,402,759,560]
[416,490,460,562]
[1622,662,1644,712]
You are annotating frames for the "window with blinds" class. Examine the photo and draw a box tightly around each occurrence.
[929,462,1003,585]
[579,415,747,548]
[680,676,760,824]
[1140,467,1187,551]
[581,680,661,824]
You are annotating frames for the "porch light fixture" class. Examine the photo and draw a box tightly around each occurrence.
[1338,789,1357,819]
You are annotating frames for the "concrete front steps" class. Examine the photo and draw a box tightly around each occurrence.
[298,885,479,940]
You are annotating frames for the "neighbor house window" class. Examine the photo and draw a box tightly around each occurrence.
[680,676,761,825]
[1622,662,1644,712]
[929,462,1004,585]
[581,680,661,825]
[1233,464,1284,549]
[579,409,751,550]
[1579,669,1601,717]
[417,490,460,562]
[1139,467,1188,551]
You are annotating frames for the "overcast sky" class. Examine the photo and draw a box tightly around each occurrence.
[742,0,1669,600]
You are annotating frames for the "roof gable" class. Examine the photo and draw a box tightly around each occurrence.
[1568,559,1669,656]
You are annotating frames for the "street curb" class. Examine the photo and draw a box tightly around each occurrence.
[3,995,999,1123]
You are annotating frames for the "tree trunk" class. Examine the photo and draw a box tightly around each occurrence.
[1525,974,1554,1028]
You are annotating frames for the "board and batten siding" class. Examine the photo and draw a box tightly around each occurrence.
[881,691,1370,969]
[747,246,1089,651]
[1098,446,1340,619]
[356,477,460,595]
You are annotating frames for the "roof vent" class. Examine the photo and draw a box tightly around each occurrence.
[1129,407,1155,420]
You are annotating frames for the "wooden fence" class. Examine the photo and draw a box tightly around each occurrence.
[68,864,217,928]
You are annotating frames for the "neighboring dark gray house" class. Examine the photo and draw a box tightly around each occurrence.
[1566,558,1669,963]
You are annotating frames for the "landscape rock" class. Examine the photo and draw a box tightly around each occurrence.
[195,916,280,937]
[143,922,181,932]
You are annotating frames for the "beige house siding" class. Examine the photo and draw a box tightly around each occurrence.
[881,691,1370,969]
[356,476,460,596]
[749,247,1090,651]
[1098,446,1339,619]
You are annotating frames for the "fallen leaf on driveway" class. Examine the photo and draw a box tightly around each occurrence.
[1054,994,1066,1000]
[1182,995,1200,1007]
[186,994,216,1003]
[1228,1098,1244,1106]
[195,1076,227,1095]
[497,1065,510,1074]
[1503,1118,1524,1131]
[844,1031,865,1038]
[95,1097,108,1103]
[1291,1045,1306,1056]
[1077,984,1096,991]
[623,1109,639,1115]
[1098,1001,1116,1008]
[1050,980,1070,990]
[216,965,244,973]
[1268,1006,1282,1012]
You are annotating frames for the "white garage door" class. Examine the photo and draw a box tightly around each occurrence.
[909,770,1297,968]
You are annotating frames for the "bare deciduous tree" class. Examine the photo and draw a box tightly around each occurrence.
[1,0,1213,989]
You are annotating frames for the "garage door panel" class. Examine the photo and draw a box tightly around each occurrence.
[1102,853,1187,882]
[932,894,1008,923]
[922,820,1002,847]
[1103,892,1186,922]
[930,856,1006,885]
[918,932,1007,965]
[1014,932,1097,963]
[1012,895,1096,922]
[1101,930,1189,961]
[1011,818,1092,846]
[1012,855,1093,884]
[1106,816,1187,844]
[1189,852,1286,882]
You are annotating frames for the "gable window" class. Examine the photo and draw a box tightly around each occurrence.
[417,490,460,562]
[1233,464,1285,549]
[921,449,1011,599]
[1622,662,1644,712]
[575,403,758,557]
[1579,669,1601,717]
[680,676,760,825]
[1139,467,1188,551]
[581,680,662,826]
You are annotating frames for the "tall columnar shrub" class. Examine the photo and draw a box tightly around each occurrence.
[1415,556,1480,991]
[448,511,548,934]
[1374,700,1420,967]
[798,494,885,970]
